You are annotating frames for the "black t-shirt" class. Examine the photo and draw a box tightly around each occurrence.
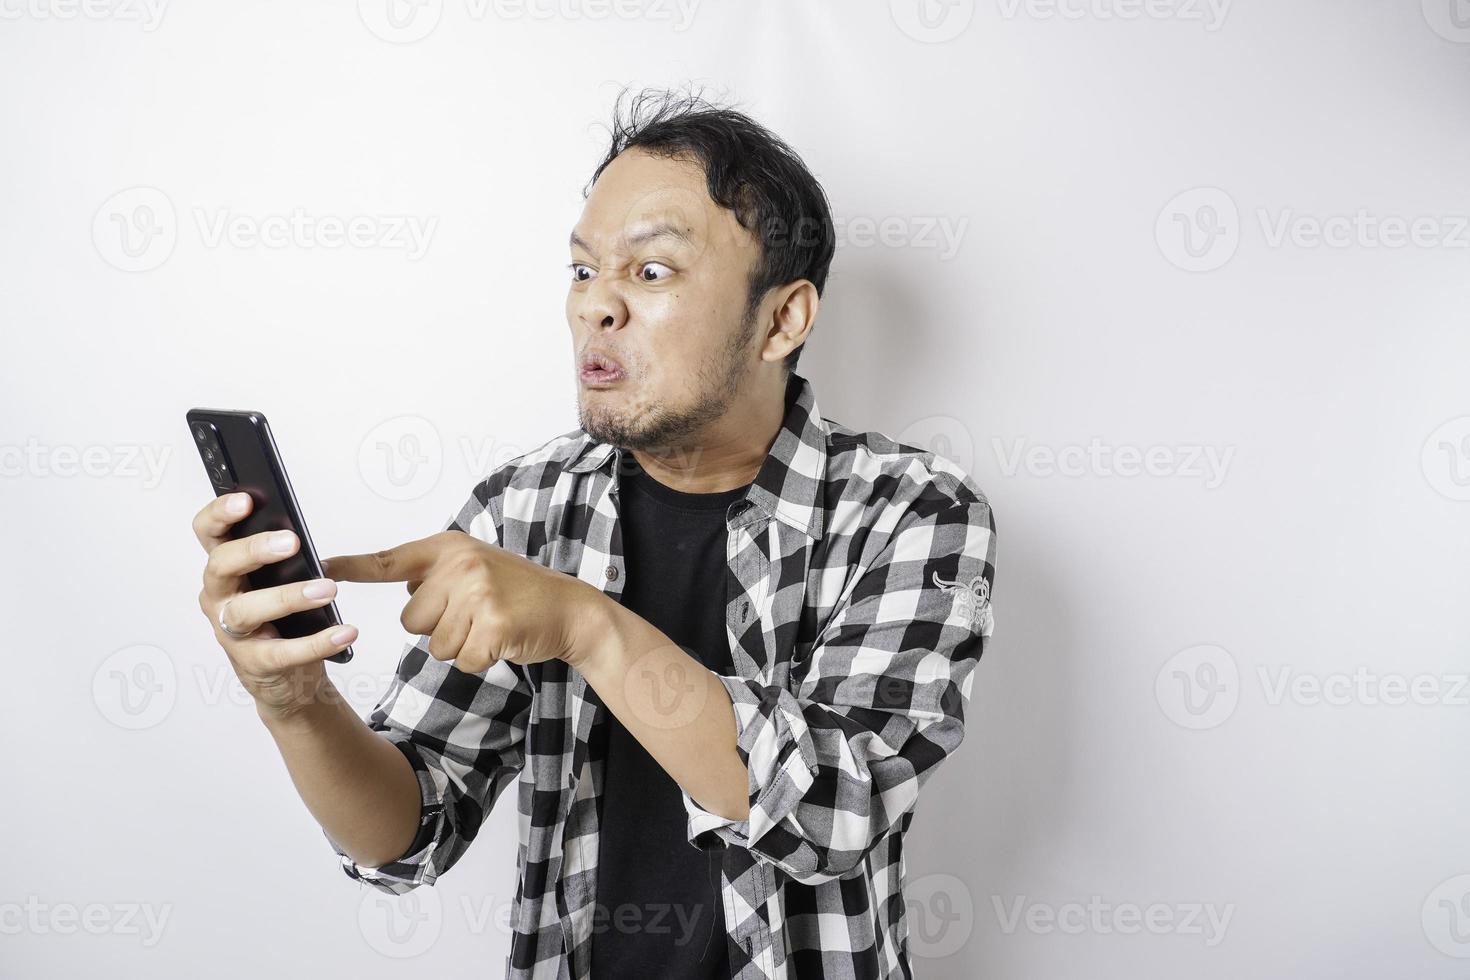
[588,452,749,980]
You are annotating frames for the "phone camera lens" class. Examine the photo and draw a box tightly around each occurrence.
[192,423,210,444]
[210,465,227,484]
[202,445,217,465]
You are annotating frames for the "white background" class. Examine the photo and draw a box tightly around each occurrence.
[2,1,1468,977]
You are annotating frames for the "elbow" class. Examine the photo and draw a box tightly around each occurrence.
[348,843,412,870]
[698,751,752,822]
[696,790,750,823]
[721,796,751,822]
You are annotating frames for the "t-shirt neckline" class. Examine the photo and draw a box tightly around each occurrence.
[620,453,751,513]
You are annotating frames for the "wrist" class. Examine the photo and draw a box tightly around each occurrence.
[562,581,617,673]
[255,682,343,737]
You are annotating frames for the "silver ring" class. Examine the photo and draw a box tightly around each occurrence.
[218,597,256,639]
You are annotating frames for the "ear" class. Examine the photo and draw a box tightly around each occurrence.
[759,280,820,365]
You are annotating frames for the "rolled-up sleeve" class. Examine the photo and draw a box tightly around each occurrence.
[325,480,534,894]
[325,652,533,894]
[682,477,996,886]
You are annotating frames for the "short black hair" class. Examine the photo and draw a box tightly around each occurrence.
[585,86,836,373]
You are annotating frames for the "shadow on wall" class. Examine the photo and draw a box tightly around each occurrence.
[805,245,1074,977]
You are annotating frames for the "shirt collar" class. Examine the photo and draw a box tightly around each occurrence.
[566,370,828,540]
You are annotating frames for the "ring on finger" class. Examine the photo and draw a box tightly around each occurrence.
[218,597,257,639]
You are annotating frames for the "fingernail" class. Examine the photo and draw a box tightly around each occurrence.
[303,578,336,600]
[226,493,249,515]
[330,626,357,646]
[269,531,296,553]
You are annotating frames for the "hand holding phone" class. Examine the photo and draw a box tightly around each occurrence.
[188,409,357,716]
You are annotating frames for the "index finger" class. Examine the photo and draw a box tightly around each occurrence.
[192,492,253,552]
[322,535,445,584]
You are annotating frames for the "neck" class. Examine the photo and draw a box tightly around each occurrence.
[630,371,788,493]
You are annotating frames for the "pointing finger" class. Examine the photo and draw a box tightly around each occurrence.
[322,535,444,584]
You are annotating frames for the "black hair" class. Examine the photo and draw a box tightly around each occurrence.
[585,86,836,373]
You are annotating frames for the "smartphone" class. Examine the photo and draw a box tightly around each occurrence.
[186,408,353,664]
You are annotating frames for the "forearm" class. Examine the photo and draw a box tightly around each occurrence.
[571,595,750,821]
[257,686,423,869]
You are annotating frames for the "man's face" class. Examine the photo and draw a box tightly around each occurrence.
[566,148,765,453]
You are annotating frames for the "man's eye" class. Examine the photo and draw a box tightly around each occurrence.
[638,262,673,282]
[569,262,594,282]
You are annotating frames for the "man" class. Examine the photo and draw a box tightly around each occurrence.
[192,89,997,980]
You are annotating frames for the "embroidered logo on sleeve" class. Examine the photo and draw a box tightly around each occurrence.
[931,570,994,635]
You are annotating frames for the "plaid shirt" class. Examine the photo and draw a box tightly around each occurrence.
[326,370,997,979]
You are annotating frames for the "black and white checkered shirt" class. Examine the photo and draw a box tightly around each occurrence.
[326,370,997,979]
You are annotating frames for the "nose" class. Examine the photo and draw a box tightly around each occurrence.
[578,277,627,333]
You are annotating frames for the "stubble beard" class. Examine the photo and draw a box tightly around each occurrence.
[577,303,758,454]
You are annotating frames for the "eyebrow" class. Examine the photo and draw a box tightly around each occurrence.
[569,222,696,257]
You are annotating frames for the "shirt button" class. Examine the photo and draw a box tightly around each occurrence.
[605,565,619,582]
